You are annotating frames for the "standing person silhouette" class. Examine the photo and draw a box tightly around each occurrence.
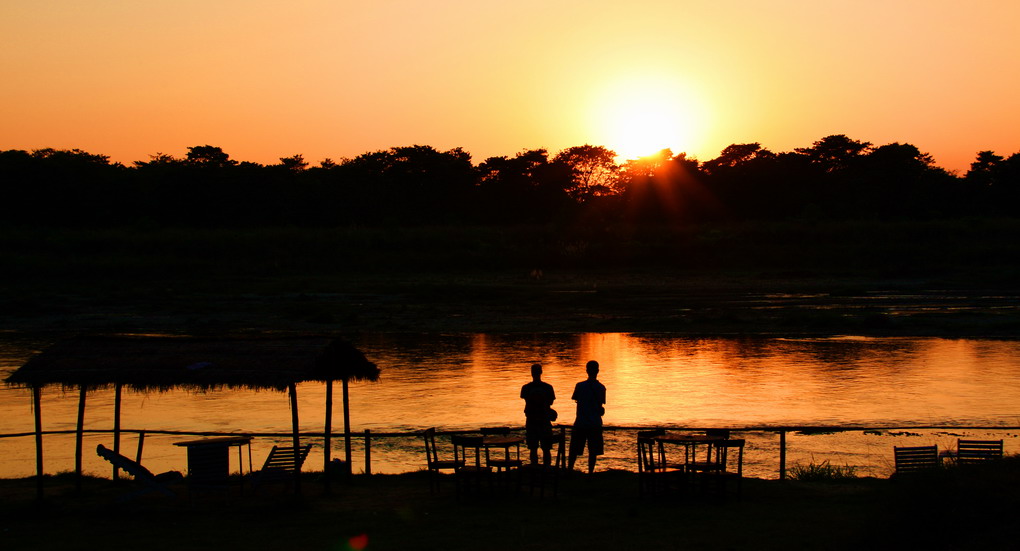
[520,363,556,465]
[568,360,606,473]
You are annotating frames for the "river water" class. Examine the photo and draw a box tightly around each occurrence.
[2,333,1018,480]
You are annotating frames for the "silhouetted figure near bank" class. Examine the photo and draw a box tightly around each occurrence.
[568,360,606,473]
[520,363,556,465]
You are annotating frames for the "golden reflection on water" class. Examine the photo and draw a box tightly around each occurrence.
[2,334,1020,479]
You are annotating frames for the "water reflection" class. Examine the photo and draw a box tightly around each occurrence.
[2,333,1019,479]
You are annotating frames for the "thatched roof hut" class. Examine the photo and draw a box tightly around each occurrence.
[5,334,380,391]
[5,334,380,497]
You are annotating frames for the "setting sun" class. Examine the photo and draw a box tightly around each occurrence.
[590,76,709,161]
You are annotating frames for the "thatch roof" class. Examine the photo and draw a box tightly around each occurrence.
[4,335,380,391]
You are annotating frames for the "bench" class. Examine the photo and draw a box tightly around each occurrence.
[957,439,1003,464]
[893,445,939,475]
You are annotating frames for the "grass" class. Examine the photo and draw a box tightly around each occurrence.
[789,460,858,482]
[3,459,1020,550]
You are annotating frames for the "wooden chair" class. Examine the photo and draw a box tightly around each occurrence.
[422,427,461,493]
[251,444,312,491]
[637,430,683,498]
[96,444,183,501]
[893,445,940,475]
[698,439,745,497]
[957,439,1003,464]
[685,429,730,475]
[480,426,523,491]
[480,426,523,470]
[452,435,492,499]
[521,426,567,499]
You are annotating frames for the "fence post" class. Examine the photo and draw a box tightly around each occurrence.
[779,429,787,481]
[364,429,372,475]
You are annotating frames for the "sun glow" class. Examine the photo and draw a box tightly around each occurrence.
[590,76,708,161]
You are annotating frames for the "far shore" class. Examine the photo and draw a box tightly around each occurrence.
[2,269,1019,338]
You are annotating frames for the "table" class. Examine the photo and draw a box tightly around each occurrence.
[481,435,525,489]
[173,436,253,488]
[482,435,524,467]
[653,433,727,472]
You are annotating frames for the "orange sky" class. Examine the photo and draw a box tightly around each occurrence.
[2,1,1018,173]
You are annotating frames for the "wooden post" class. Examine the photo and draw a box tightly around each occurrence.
[135,430,146,464]
[342,378,352,481]
[75,386,86,492]
[113,383,122,481]
[324,379,333,493]
[364,429,371,476]
[779,430,787,481]
[33,385,44,500]
[288,383,301,494]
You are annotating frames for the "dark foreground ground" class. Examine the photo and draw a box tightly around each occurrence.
[3,460,1019,551]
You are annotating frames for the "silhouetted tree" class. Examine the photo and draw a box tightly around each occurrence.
[476,149,574,223]
[795,134,872,173]
[186,145,237,168]
[277,154,309,172]
[553,145,619,202]
[966,150,1004,187]
[967,150,1020,215]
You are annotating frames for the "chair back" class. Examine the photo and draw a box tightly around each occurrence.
[261,444,312,474]
[637,435,663,474]
[893,445,939,474]
[551,427,567,469]
[97,444,156,481]
[957,439,1003,464]
[713,439,745,475]
[423,427,439,466]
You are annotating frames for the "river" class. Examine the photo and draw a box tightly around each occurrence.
[2,333,1018,480]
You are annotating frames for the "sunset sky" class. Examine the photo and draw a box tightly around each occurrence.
[2,0,1018,173]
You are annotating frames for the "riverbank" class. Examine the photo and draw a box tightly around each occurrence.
[2,222,1019,337]
[2,269,1019,338]
[3,461,1019,550]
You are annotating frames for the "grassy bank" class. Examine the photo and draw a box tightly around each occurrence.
[3,459,1019,550]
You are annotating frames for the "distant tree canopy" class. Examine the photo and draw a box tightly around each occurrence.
[1,135,1018,228]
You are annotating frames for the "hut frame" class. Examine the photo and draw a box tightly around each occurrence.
[4,334,379,497]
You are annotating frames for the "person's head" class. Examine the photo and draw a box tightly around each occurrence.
[585,360,599,378]
[531,363,542,379]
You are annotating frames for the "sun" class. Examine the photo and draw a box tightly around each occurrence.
[590,76,706,161]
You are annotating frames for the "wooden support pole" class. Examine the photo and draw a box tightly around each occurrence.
[324,380,333,493]
[342,378,352,482]
[75,386,86,492]
[135,430,146,464]
[113,383,122,481]
[288,383,301,495]
[33,385,44,500]
[364,429,371,476]
[779,430,787,481]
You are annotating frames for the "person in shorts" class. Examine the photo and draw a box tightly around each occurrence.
[568,360,606,473]
[520,363,556,465]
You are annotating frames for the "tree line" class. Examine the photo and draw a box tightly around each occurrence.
[2,135,1018,228]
